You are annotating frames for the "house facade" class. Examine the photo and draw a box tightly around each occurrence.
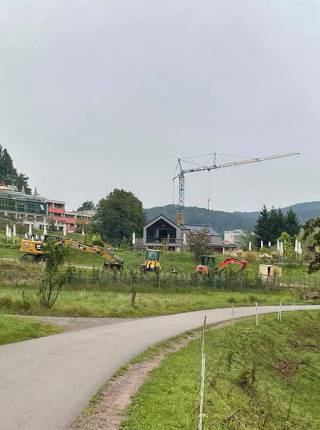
[140,215,238,253]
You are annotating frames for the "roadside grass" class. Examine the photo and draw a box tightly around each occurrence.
[0,285,315,318]
[122,311,320,430]
[0,314,62,345]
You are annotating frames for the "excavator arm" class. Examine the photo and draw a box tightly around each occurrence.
[217,257,248,272]
[20,235,124,269]
[57,237,124,269]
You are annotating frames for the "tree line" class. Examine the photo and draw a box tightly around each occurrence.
[0,145,31,193]
[254,205,300,245]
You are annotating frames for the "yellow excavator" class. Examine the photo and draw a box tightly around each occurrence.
[20,235,124,270]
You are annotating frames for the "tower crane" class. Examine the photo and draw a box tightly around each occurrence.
[173,152,300,225]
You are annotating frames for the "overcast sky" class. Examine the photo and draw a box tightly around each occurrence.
[0,0,319,212]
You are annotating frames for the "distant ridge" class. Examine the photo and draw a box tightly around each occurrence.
[145,201,320,235]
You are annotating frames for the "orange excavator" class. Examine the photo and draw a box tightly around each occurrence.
[196,255,248,275]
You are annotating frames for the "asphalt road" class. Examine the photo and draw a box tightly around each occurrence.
[1,305,319,430]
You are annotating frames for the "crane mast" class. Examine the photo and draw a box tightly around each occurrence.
[173,152,300,225]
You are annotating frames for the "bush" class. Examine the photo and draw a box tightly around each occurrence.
[92,238,105,247]
[37,241,67,308]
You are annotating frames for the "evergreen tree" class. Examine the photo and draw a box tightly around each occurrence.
[254,205,271,245]
[0,145,31,193]
[0,146,15,184]
[285,208,300,237]
[269,208,286,242]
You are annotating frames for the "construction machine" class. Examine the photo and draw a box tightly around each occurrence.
[196,255,248,275]
[20,235,124,269]
[141,249,161,273]
[196,255,216,274]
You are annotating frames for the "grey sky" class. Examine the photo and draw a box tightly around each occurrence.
[0,0,319,212]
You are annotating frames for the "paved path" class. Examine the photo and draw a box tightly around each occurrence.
[20,316,130,332]
[1,305,319,430]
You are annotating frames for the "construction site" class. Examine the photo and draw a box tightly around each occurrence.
[1,1,319,428]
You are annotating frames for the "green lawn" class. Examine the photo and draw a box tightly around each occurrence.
[122,311,320,430]
[0,286,315,318]
[0,314,61,345]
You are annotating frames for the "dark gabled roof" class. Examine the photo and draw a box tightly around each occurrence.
[144,214,178,230]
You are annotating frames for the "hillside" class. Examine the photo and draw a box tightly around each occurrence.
[145,201,320,234]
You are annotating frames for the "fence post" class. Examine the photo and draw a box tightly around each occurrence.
[198,316,207,430]
[130,272,136,307]
[278,301,282,321]
[232,304,235,326]
[255,302,259,327]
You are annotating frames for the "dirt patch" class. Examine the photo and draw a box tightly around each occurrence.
[274,358,299,381]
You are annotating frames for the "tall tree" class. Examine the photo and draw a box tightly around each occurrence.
[285,208,300,237]
[190,228,211,259]
[0,145,31,193]
[269,208,286,242]
[77,201,96,211]
[254,205,271,245]
[0,146,15,184]
[95,189,145,245]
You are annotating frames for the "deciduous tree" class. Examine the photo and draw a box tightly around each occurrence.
[303,218,320,273]
[95,189,145,245]
[190,228,211,259]
[77,201,96,211]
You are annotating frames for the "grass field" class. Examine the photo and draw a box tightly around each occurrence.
[0,239,318,319]
[0,240,209,271]
[122,311,320,429]
[0,239,314,277]
[0,314,61,345]
[0,286,316,318]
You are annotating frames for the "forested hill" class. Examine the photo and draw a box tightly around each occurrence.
[144,202,320,234]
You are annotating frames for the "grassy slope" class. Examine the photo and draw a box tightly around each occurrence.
[0,242,314,278]
[0,242,210,271]
[0,314,61,345]
[122,311,320,430]
[0,287,315,318]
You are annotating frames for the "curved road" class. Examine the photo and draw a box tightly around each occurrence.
[1,305,319,430]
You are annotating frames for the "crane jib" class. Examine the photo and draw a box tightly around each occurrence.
[173,152,300,224]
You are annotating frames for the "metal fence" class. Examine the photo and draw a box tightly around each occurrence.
[1,267,320,291]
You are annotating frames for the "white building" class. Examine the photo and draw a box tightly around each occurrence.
[224,229,245,244]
